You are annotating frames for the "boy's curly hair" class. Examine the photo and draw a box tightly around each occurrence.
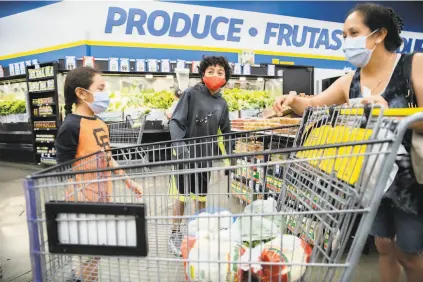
[198,56,232,84]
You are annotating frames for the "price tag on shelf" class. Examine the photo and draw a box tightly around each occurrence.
[145,74,153,79]
[65,56,76,70]
[120,58,130,72]
[108,58,119,71]
[136,59,146,72]
[239,76,246,81]
[8,64,15,76]
[176,60,185,69]
[14,63,21,75]
[267,64,275,76]
[233,63,242,75]
[83,56,95,68]
[161,59,170,72]
[191,61,200,73]
[19,62,26,74]
[147,59,158,72]
[242,64,251,75]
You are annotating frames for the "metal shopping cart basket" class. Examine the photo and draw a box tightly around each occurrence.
[107,114,150,169]
[24,105,423,282]
[108,114,147,148]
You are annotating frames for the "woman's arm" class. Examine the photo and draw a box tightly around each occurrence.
[411,53,423,133]
[274,73,352,116]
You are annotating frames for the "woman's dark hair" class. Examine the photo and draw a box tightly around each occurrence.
[64,67,99,115]
[349,3,404,52]
[198,56,231,85]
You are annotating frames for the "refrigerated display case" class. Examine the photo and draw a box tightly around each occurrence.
[0,75,33,162]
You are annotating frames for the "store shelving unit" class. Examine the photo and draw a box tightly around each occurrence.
[26,62,61,166]
[0,73,33,163]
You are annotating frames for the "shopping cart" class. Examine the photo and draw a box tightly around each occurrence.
[107,114,149,169]
[108,114,146,148]
[24,105,423,282]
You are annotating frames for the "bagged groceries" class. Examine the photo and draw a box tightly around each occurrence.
[188,211,234,236]
[181,232,246,282]
[181,202,315,282]
[230,215,280,245]
[240,235,312,282]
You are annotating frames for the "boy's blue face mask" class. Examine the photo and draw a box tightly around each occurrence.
[83,89,110,114]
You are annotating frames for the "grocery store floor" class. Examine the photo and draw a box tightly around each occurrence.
[0,161,407,282]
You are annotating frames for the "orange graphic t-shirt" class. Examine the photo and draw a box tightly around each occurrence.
[55,114,112,202]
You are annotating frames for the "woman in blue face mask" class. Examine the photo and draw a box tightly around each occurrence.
[274,3,423,282]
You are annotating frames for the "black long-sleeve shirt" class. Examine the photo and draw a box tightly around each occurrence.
[170,84,231,159]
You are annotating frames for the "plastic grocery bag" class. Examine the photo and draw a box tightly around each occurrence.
[245,198,289,233]
[360,128,406,206]
[230,214,280,244]
[244,198,277,215]
[188,211,234,236]
[240,234,312,282]
[182,232,246,282]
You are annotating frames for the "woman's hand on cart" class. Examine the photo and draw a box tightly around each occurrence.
[361,95,389,108]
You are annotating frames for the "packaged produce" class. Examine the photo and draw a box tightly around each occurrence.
[230,214,280,244]
[188,211,234,236]
[240,234,312,282]
[182,232,246,282]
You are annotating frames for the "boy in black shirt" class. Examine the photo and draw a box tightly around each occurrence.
[168,56,232,256]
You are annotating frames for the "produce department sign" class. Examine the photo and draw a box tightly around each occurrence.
[0,1,422,62]
[103,3,423,58]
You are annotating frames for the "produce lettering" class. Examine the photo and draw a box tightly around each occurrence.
[104,7,422,53]
[264,23,343,50]
[105,7,243,42]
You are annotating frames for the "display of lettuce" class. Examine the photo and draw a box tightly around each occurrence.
[107,89,174,111]
[223,88,273,112]
[0,100,26,115]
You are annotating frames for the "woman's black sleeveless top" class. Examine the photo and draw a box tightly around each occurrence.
[349,53,423,215]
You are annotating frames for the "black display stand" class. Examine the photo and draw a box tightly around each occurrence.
[26,62,61,165]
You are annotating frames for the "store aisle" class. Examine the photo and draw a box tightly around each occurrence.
[0,162,403,282]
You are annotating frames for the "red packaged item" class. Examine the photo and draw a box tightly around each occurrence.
[242,235,312,282]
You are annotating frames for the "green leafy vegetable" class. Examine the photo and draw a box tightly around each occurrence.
[0,100,26,115]
[223,88,273,112]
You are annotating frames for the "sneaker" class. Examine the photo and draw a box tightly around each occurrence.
[168,231,183,257]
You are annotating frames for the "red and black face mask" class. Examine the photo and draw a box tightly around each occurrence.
[203,76,226,92]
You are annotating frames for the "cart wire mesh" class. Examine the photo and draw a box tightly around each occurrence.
[25,105,423,282]
[108,115,146,148]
